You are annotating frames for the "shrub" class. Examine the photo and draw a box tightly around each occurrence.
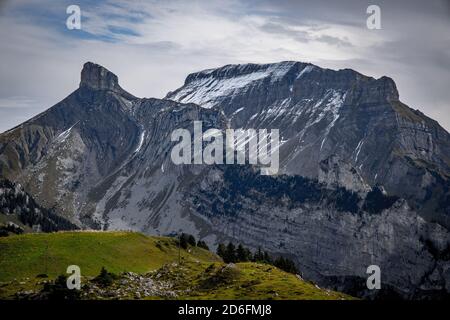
[187,234,196,247]
[179,234,188,250]
[94,267,117,287]
[224,242,237,263]
[197,240,209,251]
[42,274,80,300]
[217,243,226,260]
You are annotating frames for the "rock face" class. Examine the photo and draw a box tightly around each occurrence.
[80,62,126,95]
[187,165,450,299]
[0,61,450,299]
[167,61,450,229]
[318,155,371,194]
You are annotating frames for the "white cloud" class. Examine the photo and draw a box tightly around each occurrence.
[0,0,449,132]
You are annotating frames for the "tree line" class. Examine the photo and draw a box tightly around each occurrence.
[177,233,209,251]
[175,233,298,275]
[216,242,298,275]
[0,179,78,233]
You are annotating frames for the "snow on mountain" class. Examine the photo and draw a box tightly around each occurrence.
[54,121,79,144]
[168,61,306,109]
[167,61,450,231]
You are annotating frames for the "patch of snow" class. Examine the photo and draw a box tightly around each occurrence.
[305,91,333,127]
[170,62,296,109]
[231,107,244,116]
[354,139,364,162]
[134,130,146,153]
[296,65,314,79]
[170,71,267,108]
[55,121,79,143]
[320,92,346,150]
[268,61,297,83]
[299,90,346,151]
[263,98,291,122]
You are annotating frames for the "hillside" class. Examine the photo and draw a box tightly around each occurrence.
[0,179,78,235]
[0,231,218,281]
[0,231,351,300]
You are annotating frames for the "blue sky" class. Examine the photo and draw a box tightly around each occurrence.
[0,0,449,131]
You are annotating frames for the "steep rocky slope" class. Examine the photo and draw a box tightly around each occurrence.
[0,179,77,234]
[185,165,450,299]
[167,62,450,228]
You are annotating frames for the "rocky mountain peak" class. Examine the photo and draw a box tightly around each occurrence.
[166,60,402,113]
[184,61,304,83]
[166,61,310,109]
[373,76,399,102]
[80,62,120,91]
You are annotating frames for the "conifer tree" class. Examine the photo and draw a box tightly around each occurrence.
[225,242,237,263]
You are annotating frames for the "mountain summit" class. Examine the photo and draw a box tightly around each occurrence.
[1,61,450,298]
[79,62,135,101]
[80,62,120,91]
[167,61,400,110]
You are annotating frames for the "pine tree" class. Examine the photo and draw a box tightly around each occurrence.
[274,256,298,274]
[225,242,237,263]
[187,234,196,246]
[253,247,264,262]
[284,258,298,274]
[274,256,286,270]
[217,243,226,259]
[263,251,273,264]
[95,266,116,287]
[244,248,252,261]
[179,234,188,249]
[236,244,249,262]
[197,240,209,251]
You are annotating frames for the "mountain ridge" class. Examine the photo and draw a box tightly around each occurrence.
[0,61,449,298]
[167,60,450,228]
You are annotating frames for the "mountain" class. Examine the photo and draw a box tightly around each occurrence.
[0,62,222,227]
[167,61,450,228]
[0,61,449,298]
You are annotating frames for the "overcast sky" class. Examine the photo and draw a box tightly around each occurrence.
[0,0,449,131]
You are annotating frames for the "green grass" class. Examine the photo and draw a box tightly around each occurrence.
[0,231,353,300]
[0,231,218,282]
[155,261,352,300]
